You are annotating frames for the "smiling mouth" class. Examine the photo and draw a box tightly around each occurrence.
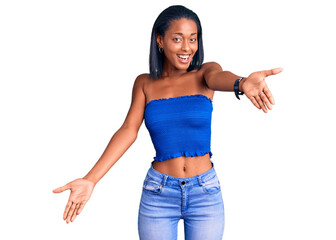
[177,54,191,61]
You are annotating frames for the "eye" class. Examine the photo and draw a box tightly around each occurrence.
[190,38,197,42]
[173,38,182,42]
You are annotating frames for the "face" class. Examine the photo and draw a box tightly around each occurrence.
[157,18,198,71]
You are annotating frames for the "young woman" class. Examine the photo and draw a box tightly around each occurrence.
[53,5,282,240]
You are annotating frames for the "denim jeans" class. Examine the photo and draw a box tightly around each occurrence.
[138,160,225,240]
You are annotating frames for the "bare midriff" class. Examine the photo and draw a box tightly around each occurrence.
[152,153,213,178]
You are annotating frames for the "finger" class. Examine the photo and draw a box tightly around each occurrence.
[66,202,77,224]
[71,212,78,222]
[255,95,268,113]
[71,213,77,222]
[259,92,272,110]
[263,67,283,77]
[53,184,70,193]
[63,200,73,220]
[248,96,261,110]
[70,203,80,222]
[77,200,87,215]
[263,85,275,105]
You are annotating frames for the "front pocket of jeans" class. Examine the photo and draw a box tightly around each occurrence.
[143,179,162,194]
[202,176,221,194]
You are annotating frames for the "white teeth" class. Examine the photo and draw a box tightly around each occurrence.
[177,55,190,60]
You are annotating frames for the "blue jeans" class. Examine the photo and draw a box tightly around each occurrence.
[138,160,225,240]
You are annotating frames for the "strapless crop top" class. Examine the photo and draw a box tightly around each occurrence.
[144,94,213,162]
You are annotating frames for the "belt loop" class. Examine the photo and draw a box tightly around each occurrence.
[197,176,204,186]
[161,175,168,187]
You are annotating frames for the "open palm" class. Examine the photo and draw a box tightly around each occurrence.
[242,67,283,113]
[53,178,95,224]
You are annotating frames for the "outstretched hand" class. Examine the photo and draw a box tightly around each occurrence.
[241,67,283,113]
[53,178,95,224]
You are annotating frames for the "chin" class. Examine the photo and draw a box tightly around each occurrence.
[176,62,191,70]
[180,64,190,70]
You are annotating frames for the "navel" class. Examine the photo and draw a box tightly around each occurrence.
[183,165,186,172]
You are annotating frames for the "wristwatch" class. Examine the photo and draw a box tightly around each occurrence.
[234,77,245,100]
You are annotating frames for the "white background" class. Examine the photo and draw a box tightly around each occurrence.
[1,0,335,239]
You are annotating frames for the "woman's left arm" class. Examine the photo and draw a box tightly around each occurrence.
[202,62,283,113]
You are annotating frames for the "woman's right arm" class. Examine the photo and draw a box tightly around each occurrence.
[82,73,147,185]
[53,73,148,223]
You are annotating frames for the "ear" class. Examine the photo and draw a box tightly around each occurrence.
[156,33,163,48]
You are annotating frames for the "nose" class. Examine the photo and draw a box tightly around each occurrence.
[181,41,190,51]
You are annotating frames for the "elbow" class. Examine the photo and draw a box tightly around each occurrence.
[120,124,138,142]
[132,131,138,142]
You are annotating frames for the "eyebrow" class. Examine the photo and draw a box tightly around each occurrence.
[173,33,197,36]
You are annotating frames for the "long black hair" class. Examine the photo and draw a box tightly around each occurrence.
[149,5,204,80]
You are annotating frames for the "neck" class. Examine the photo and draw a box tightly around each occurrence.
[161,58,188,78]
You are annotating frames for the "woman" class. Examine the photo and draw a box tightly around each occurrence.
[53,5,282,240]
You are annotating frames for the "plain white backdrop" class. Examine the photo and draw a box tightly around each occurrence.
[0,0,335,239]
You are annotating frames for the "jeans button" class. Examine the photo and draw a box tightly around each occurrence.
[181,180,186,185]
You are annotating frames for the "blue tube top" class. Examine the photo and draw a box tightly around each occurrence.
[144,94,213,162]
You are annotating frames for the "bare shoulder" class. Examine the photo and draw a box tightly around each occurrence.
[120,73,150,131]
[132,73,151,95]
[198,62,223,83]
[199,62,223,74]
[134,73,150,86]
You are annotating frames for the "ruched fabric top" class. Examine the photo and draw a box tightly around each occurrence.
[144,94,213,162]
